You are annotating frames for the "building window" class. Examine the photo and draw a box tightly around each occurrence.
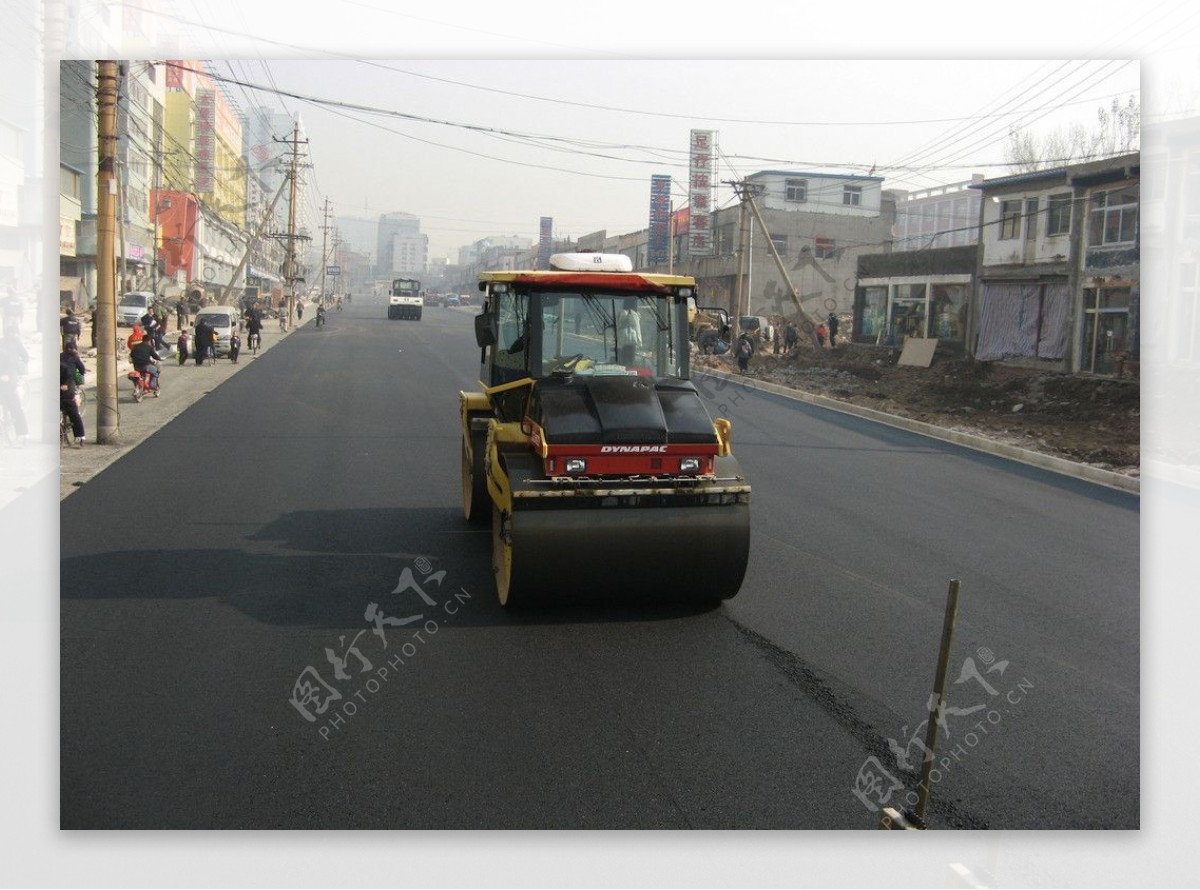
[930,284,967,341]
[890,283,928,343]
[999,199,1022,240]
[1089,185,1138,246]
[814,237,835,259]
[770,233,787,253]
[1046,193,1072,236]
[785,179,808,203]
[858,286,887,341]
[843,185,862,206]
[60,166,81,199]
[1024,198,1039,241]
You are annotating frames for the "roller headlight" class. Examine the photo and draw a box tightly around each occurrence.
[679,458,701,473]
[565,458,588,474]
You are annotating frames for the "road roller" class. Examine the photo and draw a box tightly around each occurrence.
[460,252,751,607]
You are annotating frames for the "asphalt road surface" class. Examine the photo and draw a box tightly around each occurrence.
[60,300,1139,829]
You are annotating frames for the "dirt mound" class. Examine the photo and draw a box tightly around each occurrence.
[695,343,1140,474]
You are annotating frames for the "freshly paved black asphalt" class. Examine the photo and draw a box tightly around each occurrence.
[60,300,1139,828]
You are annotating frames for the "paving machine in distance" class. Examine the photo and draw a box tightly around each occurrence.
[460,252,751,607]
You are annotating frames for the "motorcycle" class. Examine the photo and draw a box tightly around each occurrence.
[128,363,160,402]
[315,309,326,328]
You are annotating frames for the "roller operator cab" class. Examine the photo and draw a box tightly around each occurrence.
[460,252,751,607]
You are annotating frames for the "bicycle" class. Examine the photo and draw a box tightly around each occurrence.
[247,330,261,354]
[60,389,84,447]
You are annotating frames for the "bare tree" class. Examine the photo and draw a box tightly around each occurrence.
[1004,95,1140,172]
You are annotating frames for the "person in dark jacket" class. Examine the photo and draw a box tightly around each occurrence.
[129,336,163,391]
[59,342,86,444]
[60,309,82,350]
[194,318,216,366]
[827,312,840,348]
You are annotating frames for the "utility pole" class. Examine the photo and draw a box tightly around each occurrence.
[732,181,750,346]
[218,174,289,306]
[95,61,121,444]
[276,122,307,324]
[318,197,331,305]
[330,229,343,300]
[728,178,822,341]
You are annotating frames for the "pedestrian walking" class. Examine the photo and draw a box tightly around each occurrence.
[827,312,840,348]
[175,330,190,365]
[816,323,827,348]
[785,322,798,351]
[194,317,215,366]
[736,335,753,374]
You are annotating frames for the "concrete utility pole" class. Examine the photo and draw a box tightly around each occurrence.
[218,174,289,306]
[318,198,331,304]
[730,178,822,340]
[732,182,750,345]
[95,60,121,444]
[277,122,307,323]
[330,229,342,300]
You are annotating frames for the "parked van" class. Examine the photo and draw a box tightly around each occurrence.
[193,305,240,356]
[117,292,155,327]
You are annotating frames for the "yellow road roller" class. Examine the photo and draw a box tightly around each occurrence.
[460,253,751,607]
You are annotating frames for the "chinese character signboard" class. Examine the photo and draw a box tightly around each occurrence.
[688,129,716,256]
[647,174,672,267]
[537,216,553,270]
[195,88,216,193]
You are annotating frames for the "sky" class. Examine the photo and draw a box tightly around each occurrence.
[7,0,1200,886]
[216,58,1147,260]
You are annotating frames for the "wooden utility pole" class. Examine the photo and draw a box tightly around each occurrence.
[95,61,121,444]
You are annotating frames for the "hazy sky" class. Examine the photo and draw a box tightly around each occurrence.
[55,0,1200,262]
[224,58,1143,260]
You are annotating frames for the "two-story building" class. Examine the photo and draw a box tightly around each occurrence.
[971,153,1139,374]
[644,170,895,321]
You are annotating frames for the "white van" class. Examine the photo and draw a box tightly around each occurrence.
[193,305,241,356]
[117,292,155,327]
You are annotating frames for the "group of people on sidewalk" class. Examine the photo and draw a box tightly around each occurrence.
[735,312,842,374]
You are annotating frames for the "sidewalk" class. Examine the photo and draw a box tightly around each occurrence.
[59,316,310,500]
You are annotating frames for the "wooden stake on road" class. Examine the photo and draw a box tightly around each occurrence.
[915,578,961,821]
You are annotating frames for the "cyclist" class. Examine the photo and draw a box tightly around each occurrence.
[316,303,327,327]
[130,333,163,392]
[244,303,264,351]
[60,342,86,445]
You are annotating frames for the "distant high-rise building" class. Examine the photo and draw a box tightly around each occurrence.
[377,212,426,276]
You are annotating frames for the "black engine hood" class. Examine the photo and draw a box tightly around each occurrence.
[530,376,717,446]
